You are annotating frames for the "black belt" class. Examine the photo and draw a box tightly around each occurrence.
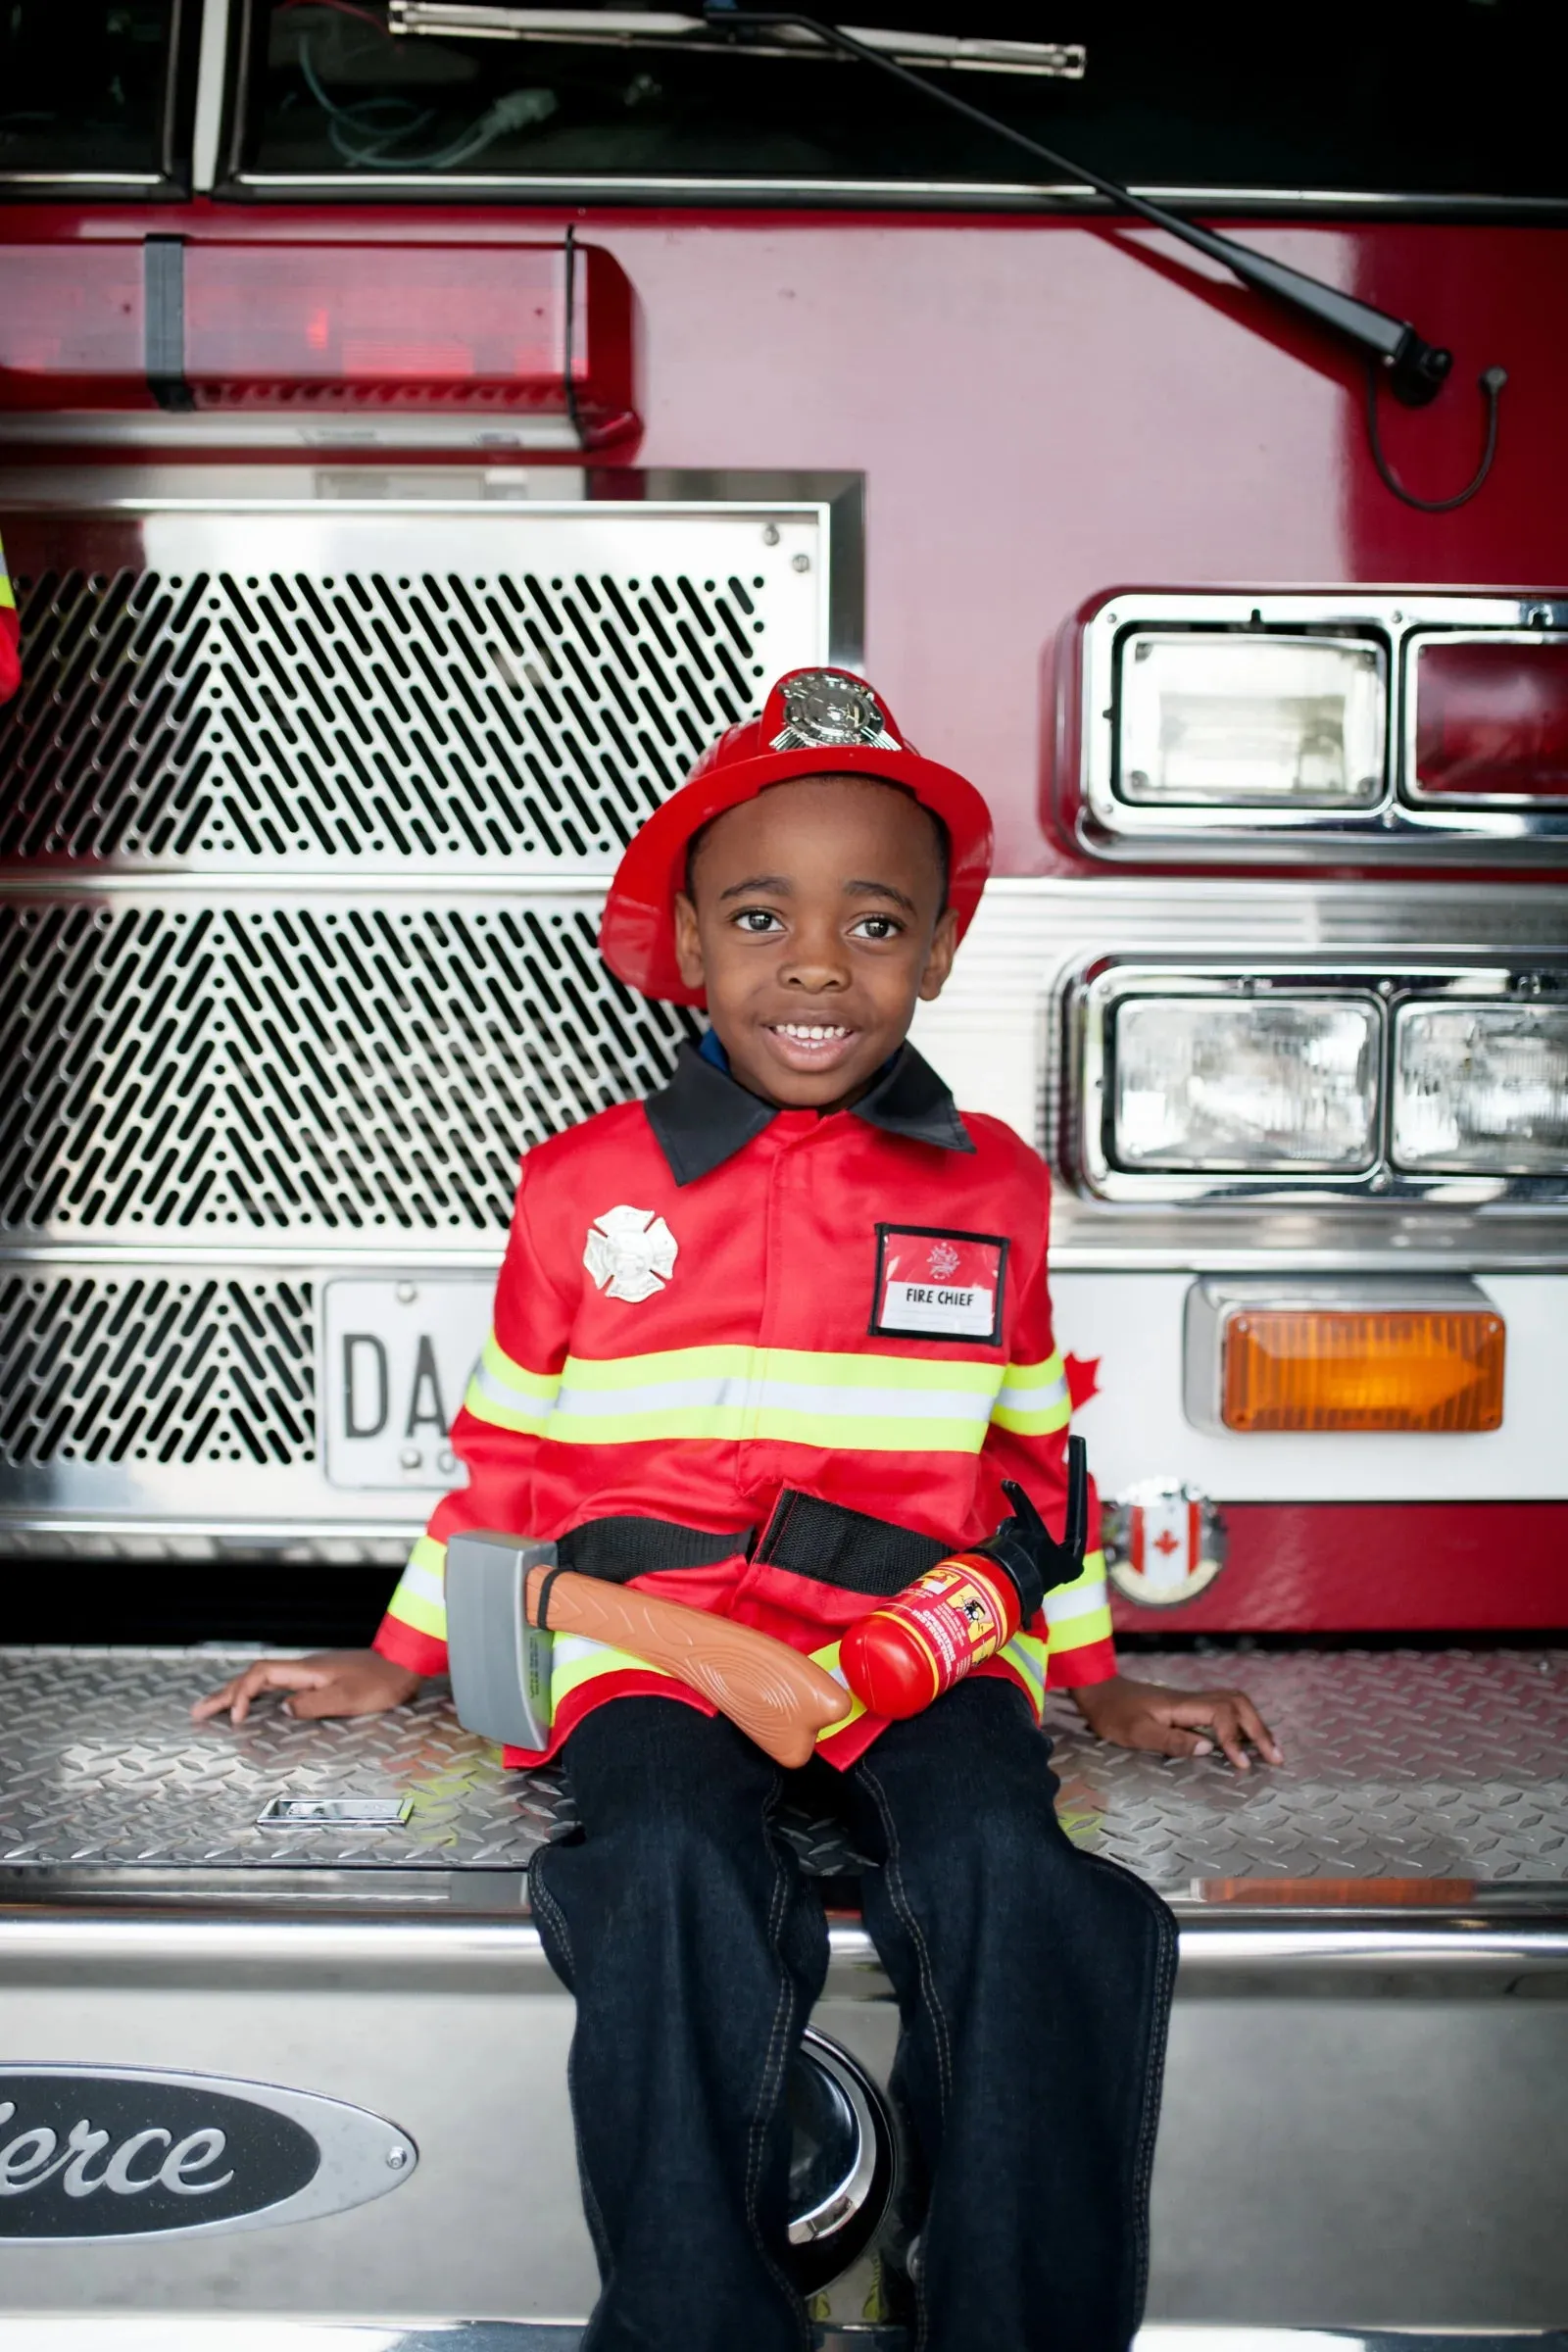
[557,1491,953,1600]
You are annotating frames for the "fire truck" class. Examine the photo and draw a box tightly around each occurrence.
[0,2,1565,2340]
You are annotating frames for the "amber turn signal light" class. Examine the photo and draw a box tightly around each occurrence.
[1221,1306,1505,1433]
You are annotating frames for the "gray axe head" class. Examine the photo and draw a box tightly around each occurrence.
[443,1531,557,1752]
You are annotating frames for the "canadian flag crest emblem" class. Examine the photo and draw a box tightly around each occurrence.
[1103,1480,1226,1608]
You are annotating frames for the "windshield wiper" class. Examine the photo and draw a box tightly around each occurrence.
[388,5,1085,78]
[704,6,1453,405]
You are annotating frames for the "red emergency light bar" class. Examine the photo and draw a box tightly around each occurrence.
[0,234,637,451]
[1411,637,1568,802]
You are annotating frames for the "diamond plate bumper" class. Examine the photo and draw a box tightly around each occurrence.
[1,1642,1562,1891]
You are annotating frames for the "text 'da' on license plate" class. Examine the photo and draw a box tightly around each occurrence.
[321,1278,493,1491]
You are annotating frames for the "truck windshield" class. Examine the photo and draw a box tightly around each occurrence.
[238,1,1562,204]
[0,0,182,185]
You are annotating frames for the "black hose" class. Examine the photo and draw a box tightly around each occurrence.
[1365,363,1507,514]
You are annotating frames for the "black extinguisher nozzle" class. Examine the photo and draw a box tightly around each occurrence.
[1064,1434,1089,1569]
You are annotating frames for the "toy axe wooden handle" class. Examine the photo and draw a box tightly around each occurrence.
[524,1565,850,1769]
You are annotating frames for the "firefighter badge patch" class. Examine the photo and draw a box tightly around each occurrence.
[584,1205,678,1303]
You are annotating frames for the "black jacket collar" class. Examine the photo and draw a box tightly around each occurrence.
[646,1041,974,1187]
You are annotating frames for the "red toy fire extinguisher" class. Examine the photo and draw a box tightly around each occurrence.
[840,1438,1090,1719]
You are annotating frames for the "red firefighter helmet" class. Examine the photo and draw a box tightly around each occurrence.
[599,666,994,1004]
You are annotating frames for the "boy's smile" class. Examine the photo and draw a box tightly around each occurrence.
[672,773,958,1111]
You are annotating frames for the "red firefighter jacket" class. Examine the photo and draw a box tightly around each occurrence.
[373,1042,1115,1766]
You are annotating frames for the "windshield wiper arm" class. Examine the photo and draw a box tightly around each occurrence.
[704,4,1453,405]
[390,6,1085,78]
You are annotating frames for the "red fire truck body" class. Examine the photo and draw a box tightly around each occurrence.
[0,5,1564,2337]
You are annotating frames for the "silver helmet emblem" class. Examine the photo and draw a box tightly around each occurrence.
[770,670,903,754]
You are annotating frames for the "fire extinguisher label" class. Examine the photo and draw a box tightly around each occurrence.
[869,1227,1008,1343]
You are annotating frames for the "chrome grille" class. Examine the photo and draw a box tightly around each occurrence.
[0,893,697,1237]
[0,505,823,872]
[0,485,839,1545]
[0,1273,314,1470]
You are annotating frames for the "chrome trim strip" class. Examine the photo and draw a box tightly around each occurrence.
[0,172,166,187]
[191,0,232,193]
[0,2330,1564,2351]
[1076,591,1568,862]
[0,414,588,453]
[0,2328,1562,2350]
[0,1908,1563,1980]
[225,172,1568,216]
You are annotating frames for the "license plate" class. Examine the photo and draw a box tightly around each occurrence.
[321,1277,494,1491]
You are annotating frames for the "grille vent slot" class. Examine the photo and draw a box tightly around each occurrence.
[0,564,769,866]
[0,1276,314,1468]
[0,899,698,1235]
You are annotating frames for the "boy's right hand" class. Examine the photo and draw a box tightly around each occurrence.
[191,1649,419,1727]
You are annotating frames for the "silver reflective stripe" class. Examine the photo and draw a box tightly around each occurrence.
[550,1635,621,1671]
[470,1365,556,1417]
[401,1558,446,1607]
[995,1372,1070,1415]
[554,1376,995,1424]
[1002,1638,1047,1703]
[1044,1577,1110,1625]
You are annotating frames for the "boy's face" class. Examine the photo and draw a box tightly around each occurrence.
[673,774,958,1109]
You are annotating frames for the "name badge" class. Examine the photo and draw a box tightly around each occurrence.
[870,1225,1007,1344]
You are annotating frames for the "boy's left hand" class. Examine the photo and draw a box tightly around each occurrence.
[1071,1674,1283,1771]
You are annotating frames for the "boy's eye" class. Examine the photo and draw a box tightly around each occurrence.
[852,914,902,941]
[733,907,784,935]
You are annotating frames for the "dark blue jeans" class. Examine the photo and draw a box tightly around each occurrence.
[529,1678,1175,2352]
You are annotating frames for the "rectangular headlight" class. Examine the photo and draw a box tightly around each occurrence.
[1393,1002,1568,1172]
[1112,997,1380,1171]
[1117,632,1385,808]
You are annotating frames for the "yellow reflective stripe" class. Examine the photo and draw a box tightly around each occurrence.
[1050,1606,1113,1654]
[1000,1629,1049,1715]
[464,1332,562,1433]
[545,1634,861,1740]
[466,1343,1004,1453]
[991,1350,1071,1436]
[0,572,14,612]
[1046,1548,1111,1653]
[408,1532,447,1578]
[558,1346,1002,1397]
[385,1534,448,1640]
[549,1632,672,1707]
[480,1332,561,1398]
[1045,1544,1105,1611]
[808,1640,863,1740]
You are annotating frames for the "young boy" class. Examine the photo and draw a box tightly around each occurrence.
[197,667,1278,2352]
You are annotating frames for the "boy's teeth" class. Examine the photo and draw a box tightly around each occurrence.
[776,1023,850,1040]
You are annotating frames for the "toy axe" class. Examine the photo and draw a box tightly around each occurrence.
[444,1534,851,1769]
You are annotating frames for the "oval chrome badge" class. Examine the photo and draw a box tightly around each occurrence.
[0,2068,416,2240]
